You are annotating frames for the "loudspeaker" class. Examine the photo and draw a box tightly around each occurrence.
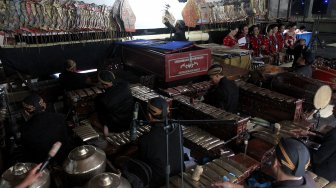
[312,0,329,14]
[291,0,306,16]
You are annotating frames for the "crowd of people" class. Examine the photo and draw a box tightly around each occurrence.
[3,18,333,186]
[222,22,314,75]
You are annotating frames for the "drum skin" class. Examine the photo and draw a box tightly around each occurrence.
[271,72,332,110]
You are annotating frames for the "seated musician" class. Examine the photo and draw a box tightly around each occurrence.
[290,109,336,182]
[20,94,74,164]
[249,25,264,57]
[171,20,187,41]
[284,23,297,49]
[59,59,92,91]
[204,64,239,113]
[237,24,249,49]
[275,24,285,53]
[223,25,239,48]
[287,39,310,68]
[93,70,133,133]
[296,25,306,34]
[293,50,315,78]
[212,138,315,188]
[273,24,286,64]
[138,97,183,188]
[312,127,336,181]
[262,26,277,64]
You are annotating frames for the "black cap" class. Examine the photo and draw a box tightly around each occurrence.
[98,70,116,85]
[147,97,169,119]
[207,64,223,76]
[275,138,310,177]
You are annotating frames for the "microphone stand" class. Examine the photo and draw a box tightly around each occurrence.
[164,116,170,188]
[137,118,238,188]
[313,108,321,131]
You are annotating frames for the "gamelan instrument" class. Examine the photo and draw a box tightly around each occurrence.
[85,172,131,188]
[246,138,275,164]
[121,41,211,83]
[66,86,104,115]
[308,171,336,188]
[236,80,303,122]
[0,163,50,188]
[173,95,249,143]
[73,120,99,142]
[130,85,173,107]
[105,125,151,147]
[247,120,317,163]
[312,67,336,90]
[161,81,212,97]
[182,126,234,160]
[271,72,332,110]
[170,153,260,187]
[63,145,106,184]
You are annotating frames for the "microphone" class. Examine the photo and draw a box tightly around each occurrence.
[130,102,139,142]
[39,142,62,172]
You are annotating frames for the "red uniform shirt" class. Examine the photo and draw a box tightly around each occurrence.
[250,34,264,56]
[275,32,284,51]
[270,35,278,53]
[223,35,238,47]
[262,36,277,55]
[285,32,296,48]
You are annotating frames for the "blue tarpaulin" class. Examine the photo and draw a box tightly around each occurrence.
[116,39,193,51]
[296,32,313,47]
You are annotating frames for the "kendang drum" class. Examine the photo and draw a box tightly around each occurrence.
[0,163,50,188]
[271,72,332,110]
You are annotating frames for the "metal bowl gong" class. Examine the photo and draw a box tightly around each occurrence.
[0,163,50,188]
[86,173,131,188]
[63,145,106,182]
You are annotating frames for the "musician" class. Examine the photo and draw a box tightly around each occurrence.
[310,106,336,181]
[20,94,74,164]
[293,49,315,78]
[212,138,315,188]
[296,25,306,34]
[237,24,249,49]
[275,24,285,52]
[223,25,239,48]
[249,25,264,57]
[94,70,133,133]
[284,23,297,48]
[171,20,187,41]
[262,26,277,62]
[272,25,283,52]
[312,127,336,181]
[204,64,239,113]
[139,97,183,188]
[287,39,310,68]
[59,59,91,91]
